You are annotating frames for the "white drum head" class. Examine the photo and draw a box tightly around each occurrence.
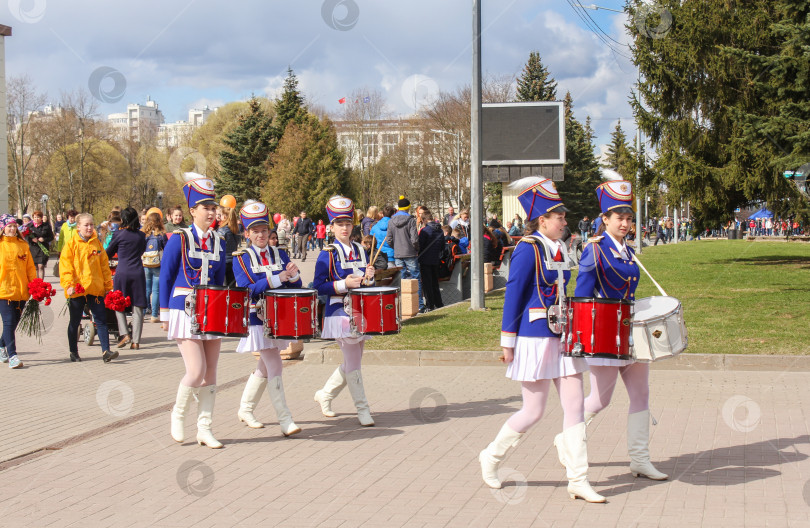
[634,296,680,320]
[358,287,398,293]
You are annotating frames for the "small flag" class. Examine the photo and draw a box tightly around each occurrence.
[338,97,346,104]
[354,99,359,103]
[363,96,370,103]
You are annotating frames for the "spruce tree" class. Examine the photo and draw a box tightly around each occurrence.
[217,96,275,202]
[516,51,558,102]
[263,114,350,220]
[274,67,307,137]
[556,91,603,221]
[602,120,634,178]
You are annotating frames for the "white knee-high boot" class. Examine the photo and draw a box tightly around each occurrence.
[346,369,374,426]
[554,411,599,467]
[196,385,223,449]
[314,366,347,417]
[561,422,605,503]
[171,384,196,443]
[627,410,668,480]
[479,423,523,489]
[267,376,301,436]
[237,374,267,429]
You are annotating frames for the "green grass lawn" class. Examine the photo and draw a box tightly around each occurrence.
[365,240,810,355]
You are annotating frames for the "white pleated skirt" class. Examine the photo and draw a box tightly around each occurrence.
[506,336,589,381]
[236,325,293,353]
[167,309,219,341]
[321,308,370,345]
[586,357,635,368]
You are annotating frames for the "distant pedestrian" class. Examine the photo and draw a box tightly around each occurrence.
[25,210,54,280]
[293,211,314,261]
[386,196,423,311]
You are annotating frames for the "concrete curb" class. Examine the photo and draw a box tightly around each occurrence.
[303,348,810,371]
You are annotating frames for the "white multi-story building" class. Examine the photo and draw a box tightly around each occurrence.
[333,118,427,169]
[107,97,165,142]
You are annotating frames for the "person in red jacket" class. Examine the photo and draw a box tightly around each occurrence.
[315,219,326,251]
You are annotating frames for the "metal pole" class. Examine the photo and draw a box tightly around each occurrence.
[636,124,642,254]
[456,132,461,208]
[470,0,484,310]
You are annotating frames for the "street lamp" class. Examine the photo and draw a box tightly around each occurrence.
[156,191,164,210]
[430,129,461,209]
[578,2,644,252]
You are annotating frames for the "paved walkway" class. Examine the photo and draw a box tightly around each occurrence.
[0,264,809,527]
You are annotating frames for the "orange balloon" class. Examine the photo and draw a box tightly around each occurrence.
[220,195,237,209]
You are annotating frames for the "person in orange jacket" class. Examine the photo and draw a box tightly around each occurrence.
[0,214,37,369]
[59,213,114,363]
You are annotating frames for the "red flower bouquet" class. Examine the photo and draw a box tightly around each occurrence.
[105,290,131,312]
[19,279,57,342]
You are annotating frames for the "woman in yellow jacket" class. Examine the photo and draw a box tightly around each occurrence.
[0,214,36,369]
[59,213,114,363]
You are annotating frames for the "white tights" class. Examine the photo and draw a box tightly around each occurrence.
[584,363,650,415]
[337,338,364,373]
[252,348,284,379]
[506,374,585,434]
[178,338,221,387]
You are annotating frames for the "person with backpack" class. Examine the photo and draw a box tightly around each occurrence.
[142,212,168,323]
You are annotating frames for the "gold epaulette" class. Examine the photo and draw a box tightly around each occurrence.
[173,229,184,234]
[516,236,537,245]
[323,244,336,252]
[232,250,245,257]
[587,236,603,244]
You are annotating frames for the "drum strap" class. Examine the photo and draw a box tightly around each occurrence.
[180,227,221,286]
[332,241,367,271]
[632,254,668,296]
[246,245,284,273]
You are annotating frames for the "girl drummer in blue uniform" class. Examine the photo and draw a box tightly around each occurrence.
[233,200,303,437]
[479,178,605,503]
[574,180,667,481]
[161,173,228,449]
[312,195,377,427]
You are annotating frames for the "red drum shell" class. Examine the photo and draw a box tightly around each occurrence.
[264,288,317,339]
[192,285,250,337]
[347,287,401,336]
[564,297,632,359]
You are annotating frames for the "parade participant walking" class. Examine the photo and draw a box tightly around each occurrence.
[313,196,377,426]
[0,215,36,369]
[161,174,227,448]
[575,180,667,481]
[60,213,114,363]
[24,211,54,280]
[233,201,302,436]
[105,207,147,351]
[478,178,603,502]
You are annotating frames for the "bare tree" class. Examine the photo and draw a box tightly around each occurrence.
[7,75,48,215]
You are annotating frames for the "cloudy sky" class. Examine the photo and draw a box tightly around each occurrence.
[4,0,640,152]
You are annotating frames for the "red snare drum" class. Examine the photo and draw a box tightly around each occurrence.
[261,288,317,339]
[186,285,250,337]
[345,287,401,336]
[563,297,633,360]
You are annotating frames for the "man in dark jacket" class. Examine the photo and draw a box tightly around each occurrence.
[385,196,424,312]
[417,210,445,312]
[293,210,314,261]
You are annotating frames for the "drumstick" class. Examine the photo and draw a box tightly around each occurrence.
[632,254,668,296]
[371,236,384,264]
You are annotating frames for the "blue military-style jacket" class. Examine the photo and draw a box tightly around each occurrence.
[574,234,640,301]
[233,244,302,326]
[313,241,375,318]
[500,232,571,348]
[159,226,227,319]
